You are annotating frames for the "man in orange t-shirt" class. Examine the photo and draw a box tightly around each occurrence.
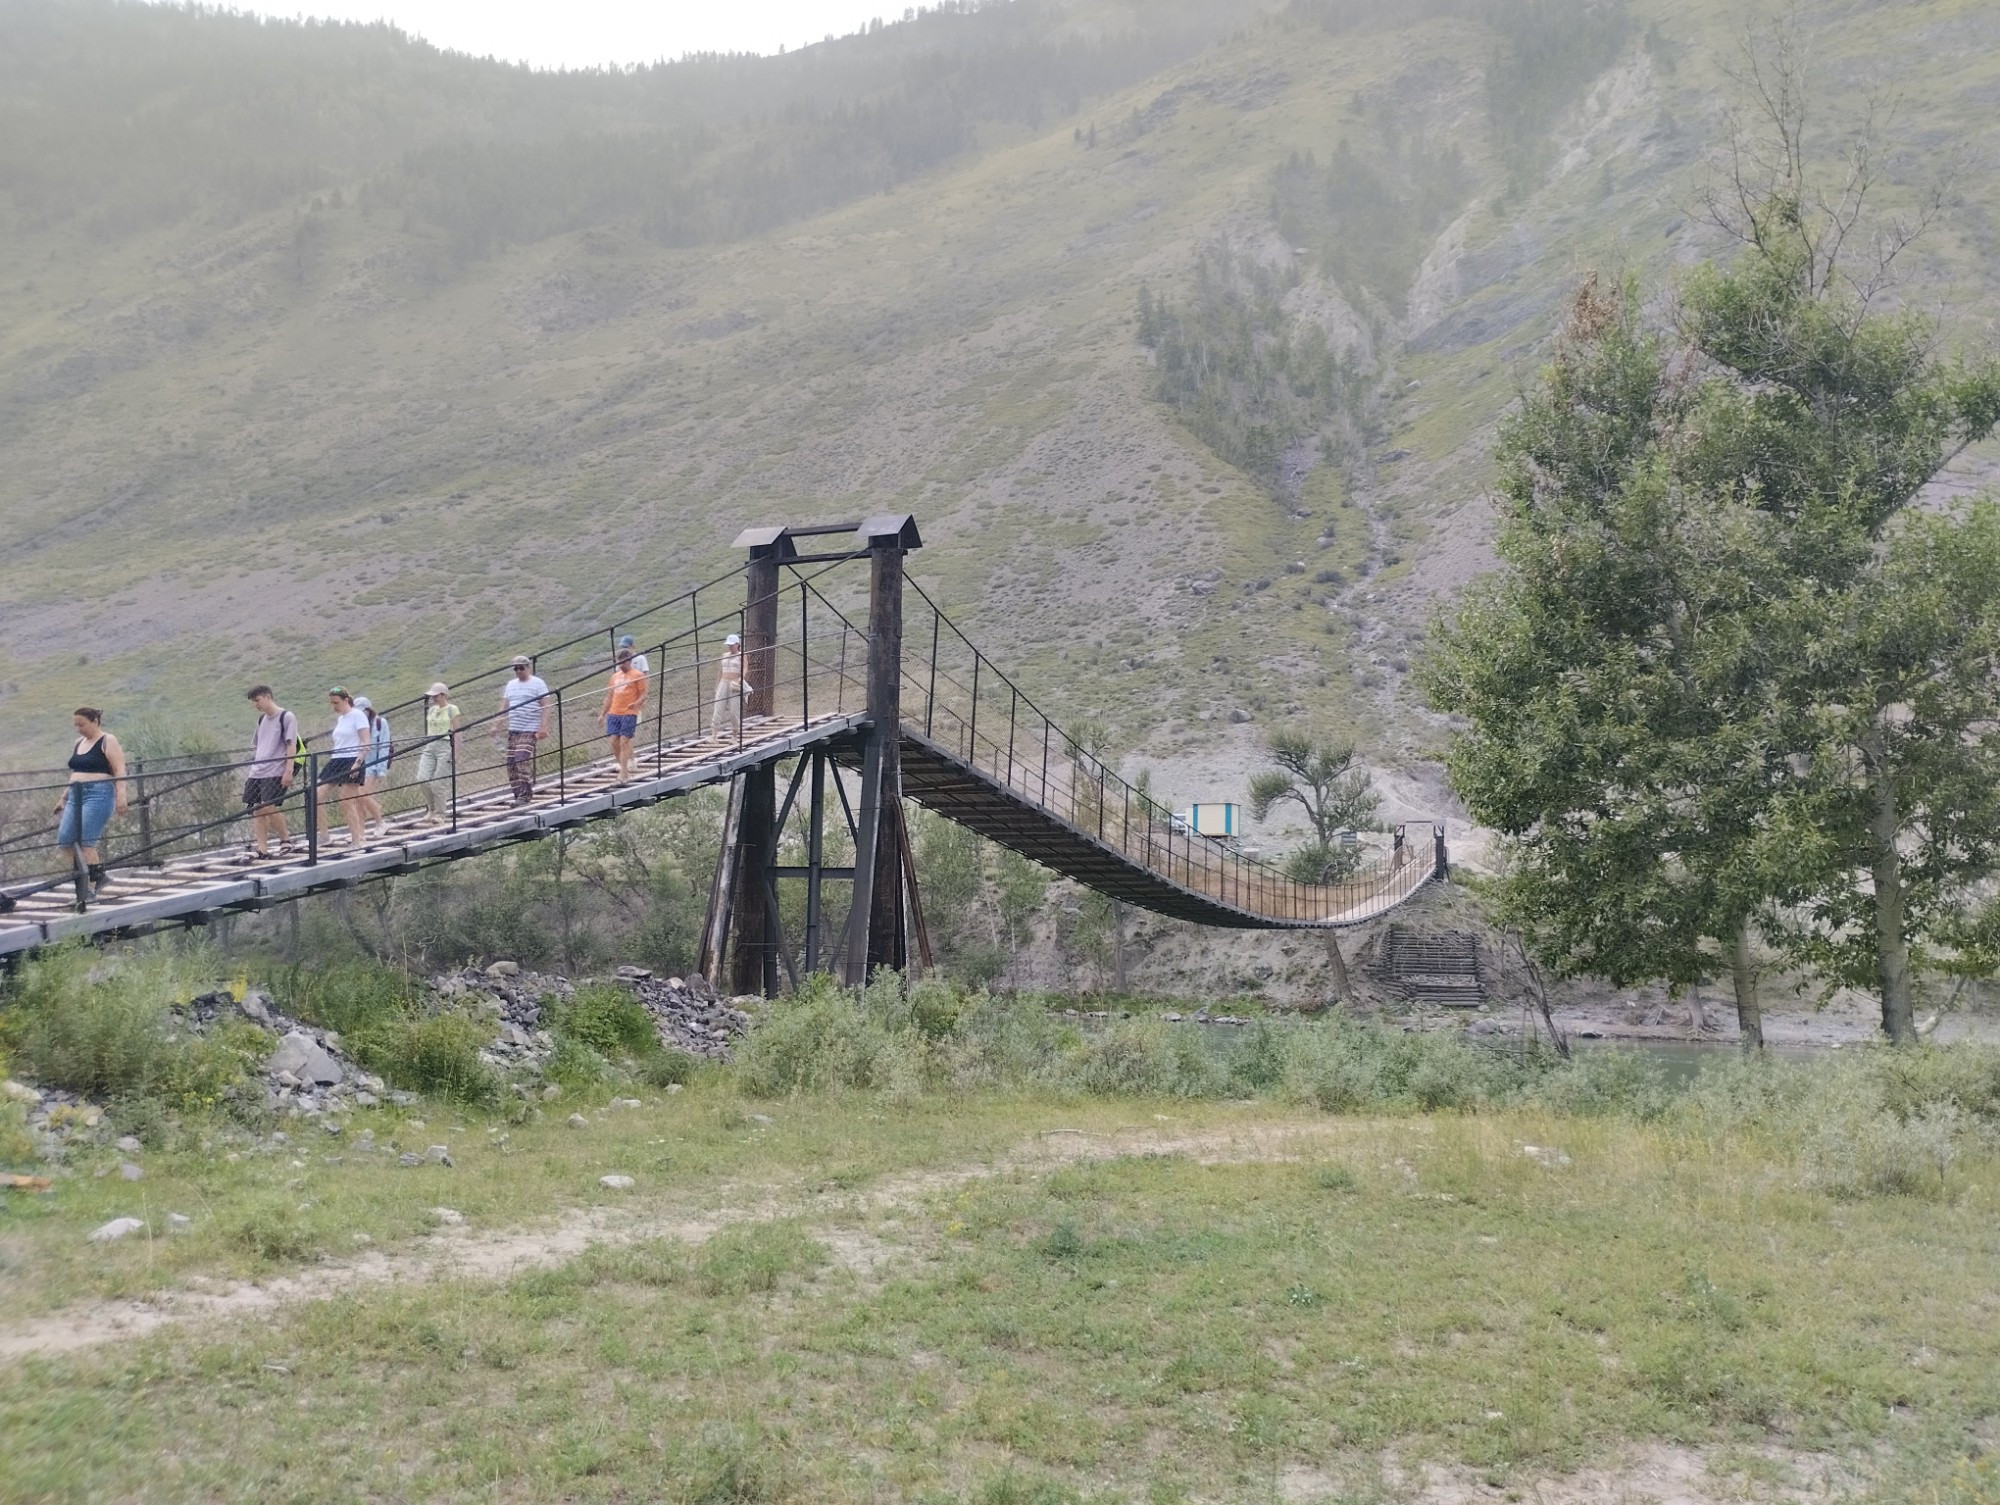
[600,647,648,781]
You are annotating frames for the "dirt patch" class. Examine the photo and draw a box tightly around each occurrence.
[0,1119,1350,1360]
[1280,1442,1857,1502]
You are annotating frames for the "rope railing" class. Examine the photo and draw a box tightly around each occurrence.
[899,578,1437,926]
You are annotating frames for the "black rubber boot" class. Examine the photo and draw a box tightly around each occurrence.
[88,863,109,893]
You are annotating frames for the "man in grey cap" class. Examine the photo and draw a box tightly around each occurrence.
[617,635,650,674]
[416,681,461,824]
[498,655,550,805]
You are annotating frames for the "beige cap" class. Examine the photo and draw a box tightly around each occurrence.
[428,682,450,696]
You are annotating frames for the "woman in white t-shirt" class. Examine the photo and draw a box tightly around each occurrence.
[320,687,373,847]
[712,633,750,736]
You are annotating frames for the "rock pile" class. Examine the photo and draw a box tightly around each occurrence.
[173,987,402,1117]
[613,966,752,1061]
[428,961,752,1068]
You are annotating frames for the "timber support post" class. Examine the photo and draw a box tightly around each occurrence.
[726,529,787,997]
[843,514,922,985]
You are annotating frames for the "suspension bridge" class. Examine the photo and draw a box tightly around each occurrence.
[0,517,1445,990]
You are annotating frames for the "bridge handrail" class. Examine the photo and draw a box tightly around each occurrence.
[900,577,1437,924]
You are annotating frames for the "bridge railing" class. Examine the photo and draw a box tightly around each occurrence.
[0,568,867,906]
[899,580,1434,924]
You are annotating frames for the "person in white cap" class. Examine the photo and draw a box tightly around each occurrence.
[498,654,550,804]
[416,682,461,824]
[712,632,750,736]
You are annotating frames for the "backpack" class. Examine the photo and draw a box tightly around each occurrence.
[278,709,306,779]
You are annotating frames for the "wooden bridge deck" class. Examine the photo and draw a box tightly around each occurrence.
[0,715,861,958]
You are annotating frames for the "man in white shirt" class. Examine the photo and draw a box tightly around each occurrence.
[617,635,650,674]
[499,655,551,805]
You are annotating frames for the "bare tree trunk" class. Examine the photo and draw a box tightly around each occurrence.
[1686,981,1708,1036]
[1323,930,1351,1001]
[1867,747,1917,1044]
[1112,900,1128,993]
[1731,917,1764,1051]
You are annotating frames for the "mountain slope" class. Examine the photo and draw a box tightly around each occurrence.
[4,0,1999,857]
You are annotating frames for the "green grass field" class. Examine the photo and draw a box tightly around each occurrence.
[4,1077,1998,1503]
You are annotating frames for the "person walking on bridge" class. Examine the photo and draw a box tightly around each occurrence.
[500,655,550,806]
[54,707,127,906]
[601,646,647,782]
[416,682,460,825]
[712,632,749,737]
[242,686,299,859]
[321,689,372,847]
[617,635,649,674]
[354,696,393,839]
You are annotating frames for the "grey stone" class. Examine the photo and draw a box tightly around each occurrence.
[567,1113,589,1129]
[612,1098,642,1110]
[88,1217,145,1243]
[114,1135,143,1153]
[485,960,521,977]
[239,987,273,1023]
[540,1084,562,1102]
[426,1144,453,1166]
[1,1079,41,1106]
[429,1207,465,1226]
[166,1213,191,1230]
[1228,708,1253,724]
[397,1152,425,1167]
[354,1092,378,1109]
[388,1090,418,1106]
[598,1174,635,1190]
[267,1031,316,1077]
[119,1162,143,1181]
[749,1113,773,1125]
[274,1070,301,1090]
[297,1042,343,1086]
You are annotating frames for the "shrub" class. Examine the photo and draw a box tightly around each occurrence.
[228,1197,322,1261]
[1529,1047,1674,1121]
[0,947,261,1111]
[736,976,894,1096]
[282,961,411,1037]
[1074,1019,1228,1098]
[549,984,659,1059]
[1798,1100,1962,1200]
[354,1013,498,1105]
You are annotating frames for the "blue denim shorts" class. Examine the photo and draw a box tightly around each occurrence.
[58,781,115,847]
[605,714,638,738]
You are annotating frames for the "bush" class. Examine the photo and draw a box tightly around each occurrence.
[1075,1019,1229,1099]
[548,984,659,1059]
[0,947,262,1112]
[1529,1047,1674,1121]
[354,1013,499,1105]
[736,976,895,1096]
[282,961,411,1037]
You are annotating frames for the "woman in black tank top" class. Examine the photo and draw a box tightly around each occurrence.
[55,707,127,901]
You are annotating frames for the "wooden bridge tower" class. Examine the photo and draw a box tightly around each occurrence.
[699,515,927,997]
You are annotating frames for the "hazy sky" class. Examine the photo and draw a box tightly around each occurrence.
[238,1,896,69]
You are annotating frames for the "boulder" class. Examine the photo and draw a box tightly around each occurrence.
[88,1217,145,1243]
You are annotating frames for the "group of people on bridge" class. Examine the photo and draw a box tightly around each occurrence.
[46,631,753,907]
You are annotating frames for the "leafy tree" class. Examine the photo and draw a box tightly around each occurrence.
[1427,35,2000,1045]
[1248,731,1381,884]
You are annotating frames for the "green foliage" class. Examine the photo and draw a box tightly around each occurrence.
[549,984,659,1060]
[1427,140,2000,1043]
[0,947,261,1111]
[281,961,412,1038]
[735,976,901,1096]
[1274,138,1472,312]
[1249,731,1380,880]
[2,0,1256,259]
[1141,243,1367,486]
[352,1012,499,1105]
[228,1197,323,1262]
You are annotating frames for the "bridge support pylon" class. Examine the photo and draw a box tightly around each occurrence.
[699,515,926,998]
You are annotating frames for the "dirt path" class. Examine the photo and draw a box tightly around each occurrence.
[0,1119,1347,1361]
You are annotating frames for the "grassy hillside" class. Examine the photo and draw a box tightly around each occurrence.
[4,0,1999,842]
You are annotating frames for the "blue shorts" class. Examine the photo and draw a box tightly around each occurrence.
[605,714,638,738]
[58,781,115,848]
